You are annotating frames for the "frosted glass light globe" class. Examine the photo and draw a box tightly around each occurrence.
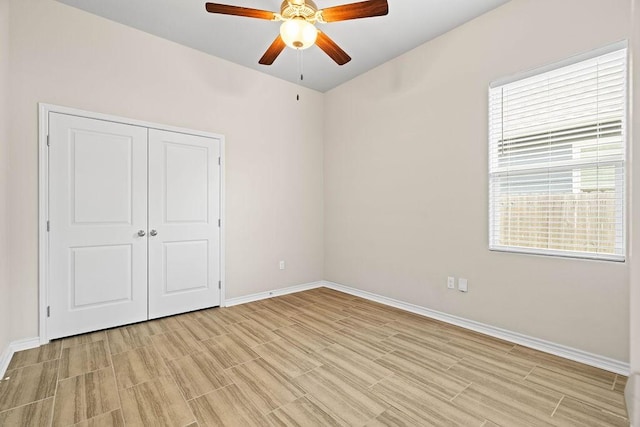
[280,18,318,50]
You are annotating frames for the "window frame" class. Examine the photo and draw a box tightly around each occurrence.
[488,42,628,262]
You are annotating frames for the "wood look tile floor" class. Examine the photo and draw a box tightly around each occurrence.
[0,288,630,426]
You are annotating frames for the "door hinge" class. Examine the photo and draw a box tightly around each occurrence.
[47,306,50,317]
[46,220,50,232]
[218,157,221,165]
[46,134,50,147]
[218,219,221,227]
[218,280,221,289]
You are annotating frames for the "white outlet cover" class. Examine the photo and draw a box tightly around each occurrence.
[279,261,285,270]
[458,278,468,292]
[447,277,455,289]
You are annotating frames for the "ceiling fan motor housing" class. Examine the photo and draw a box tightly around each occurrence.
[280,0,318,20]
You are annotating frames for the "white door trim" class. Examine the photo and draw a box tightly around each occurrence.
[38,103,226,343]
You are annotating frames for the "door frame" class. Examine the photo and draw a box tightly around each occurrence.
[38,103,226,344]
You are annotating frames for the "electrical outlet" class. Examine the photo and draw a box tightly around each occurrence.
[447,276,455,289]
[279,260,285,270]
[458,278,468,292]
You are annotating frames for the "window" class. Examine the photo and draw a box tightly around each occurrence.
[489,45,627,261]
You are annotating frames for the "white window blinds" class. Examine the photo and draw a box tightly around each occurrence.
[489,46,627,261]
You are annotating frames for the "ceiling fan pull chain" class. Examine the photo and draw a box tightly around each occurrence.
[296,49,304,82]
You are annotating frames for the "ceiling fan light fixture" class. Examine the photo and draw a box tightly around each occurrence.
[279,18,318,50]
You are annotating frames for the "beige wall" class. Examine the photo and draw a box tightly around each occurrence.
[631,0,640,372]
[0,0,11,354]
[5,0,324,342]
[3,0,634,366]
[324,0,631,361]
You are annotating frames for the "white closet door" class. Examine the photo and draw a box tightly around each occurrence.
[48,113,149,339]
[148,129,221,318]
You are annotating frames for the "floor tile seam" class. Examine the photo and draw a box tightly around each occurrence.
[365,353,398,383]
[113,334,176,393]
[452,356,540,384]
[226,317,274,332]
[48,346,63,427]
[373,380,475,425]
[549,395,564,417]
[384,343,463,368]
[522,373,628,409]
[61,334,109,350]
[253,343,324,376]
[150,325,192,342]
[57,348,120,425]
[56,341,64,360]
[285,364,321,382]
[376,349,468,382]
[221,355,264,374]
[5,356,63,374]
[175,378,231,403]
[365,370,395,392]
[551,394,630,422]
[108,342,154,359]
[450,387,558,427]
[164,366,198,425]
[523,363,538,381]
[259,392,311,419]
[509,347,614,381]
[58,363,114,382]
[106,334,126,425]
[380,401,423,425]
[449,382,472,402]
[303,390,368,426]
[534,362,619,386]
[611,373,622,391]
[545,374,620,395]
[67,409,122,427]
[464,373,566,407]
[507,344,520,354]
[248,336,281,349]
[8,340,65,371]
[599,408,630,422]
[0,395,54,418]
[184,381,237,404]
[311,358,390,390]
[388,368,471,400]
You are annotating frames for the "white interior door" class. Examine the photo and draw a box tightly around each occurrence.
[48,113,149,339]
[148,129,221,318]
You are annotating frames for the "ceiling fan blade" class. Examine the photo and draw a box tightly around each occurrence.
[205,3,275,20]
[316,31,351,65]
[321,0,388,22]
[259,35,287,65]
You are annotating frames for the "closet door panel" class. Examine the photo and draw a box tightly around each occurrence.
[48,113,149,339]
[148,129,221,318]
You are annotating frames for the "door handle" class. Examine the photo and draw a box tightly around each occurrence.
[137,230,146,237]
[150,229,158,237]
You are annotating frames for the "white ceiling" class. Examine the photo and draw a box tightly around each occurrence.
[56,0,511,92]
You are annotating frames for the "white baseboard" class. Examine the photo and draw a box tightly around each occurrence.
[1,281,629,377]
[322,281,630,376]
[0,337,41,377]
[225,281,323,307]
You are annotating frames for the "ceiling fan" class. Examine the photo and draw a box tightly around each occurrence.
[205,0,389,66]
